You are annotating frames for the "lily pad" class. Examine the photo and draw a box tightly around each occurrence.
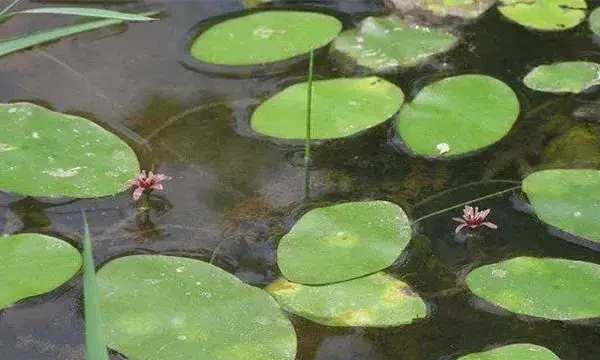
[251,77,404,140]
[189,11,342,66]
[98,255,296,360]
[523,62,600,93]
[497,0,587,31]
[383,0,496,19]
[0,102,140,198]
[277,201,412,284]
[522,169,600,243]
[590,8,600,37]
[0,233,81,310]
[466,257,600,320]
[396,75,520,157]
[458,343,559,359]
[331,16,457,73]
[266,272,427,327]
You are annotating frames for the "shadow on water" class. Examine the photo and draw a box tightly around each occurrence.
[1,0,600,359]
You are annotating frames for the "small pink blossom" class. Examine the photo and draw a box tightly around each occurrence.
[452,205,497,233]
[129,170,170,200]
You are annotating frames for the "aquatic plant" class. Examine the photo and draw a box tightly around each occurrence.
[452,205,498,233]
[128,170,170,200]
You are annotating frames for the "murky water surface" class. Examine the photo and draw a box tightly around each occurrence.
[1,0,600,359]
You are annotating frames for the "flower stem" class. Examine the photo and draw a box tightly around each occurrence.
[303,49,314,198]
[412,185,522,224]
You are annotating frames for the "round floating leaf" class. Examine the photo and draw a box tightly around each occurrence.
[251,77,404,140]
[497,0,587,31]
[0,103,140,198]
[384,0,496,19]
[523,169,600,243]
[331,16,457,73]
[189,11,342,65]
[267,272,427,327]
[396,75,520,157]
[523,62,600,93]
[458,343,559,360]
[0,233,81,310]
[98,255,296,360]
[590,8,600,37]
[466,257,600,320]
[277,201,412,285]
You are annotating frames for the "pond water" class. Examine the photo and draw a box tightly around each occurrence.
[1,0,600,359]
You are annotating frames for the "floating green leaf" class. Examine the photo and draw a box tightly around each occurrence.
[497,0,587,31]
[267,272,427,327]
[98,255,296,360]
[189,11,342,65]
[277,201,412,285]
[330,16,457,73]
[458,343,560,360]
[523,169,600,243]
[0,233,81,310]
[0,11,158,58]
[466,257,600,320]
[383,0,496,19]
[523,62,600,93]
[396,74,520,157]
[252,77,404,139]
[0,102,140,198]
[590,7,600,37]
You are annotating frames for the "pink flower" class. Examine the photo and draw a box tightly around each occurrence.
[452,205,498,233]
[129,170,170,200]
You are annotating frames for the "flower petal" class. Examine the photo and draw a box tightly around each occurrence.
[151,184,164,191]
[132,187,145,200]
[452,217,466,223]
[477,208,491,221]
[464,205,473,217]
[482,222,498,230]
[455,223,468,233]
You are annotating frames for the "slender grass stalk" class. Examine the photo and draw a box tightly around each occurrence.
[0,0,22,17]
[303,49,314,197]
[412,185,522,224]
[82,211,110,360]
[0,11,159,58]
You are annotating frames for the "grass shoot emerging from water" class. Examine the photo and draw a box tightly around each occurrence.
[304,49,314,197]
[82,212,110,360]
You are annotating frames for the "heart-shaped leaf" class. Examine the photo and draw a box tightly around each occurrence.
[98,255,297,360]
[251,77,404,140]
[267,272,427,327]
[0,233,81,310]
[396,75,520,157]
[0,103,140,198]
[277,201,412,284]
[466,257,600,320]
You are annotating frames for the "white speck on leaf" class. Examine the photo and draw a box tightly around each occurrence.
[436,142,450,155]
[491,269,507,278]
[43,166,86,178]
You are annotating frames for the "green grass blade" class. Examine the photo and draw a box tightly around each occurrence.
[0,11,158,58]
[82,212,110,360]
[12,7,155,21]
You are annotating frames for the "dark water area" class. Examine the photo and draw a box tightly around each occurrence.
[1,0,600,359]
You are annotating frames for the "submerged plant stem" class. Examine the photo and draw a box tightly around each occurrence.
[303,49,314,198]
[412,185,522,224]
